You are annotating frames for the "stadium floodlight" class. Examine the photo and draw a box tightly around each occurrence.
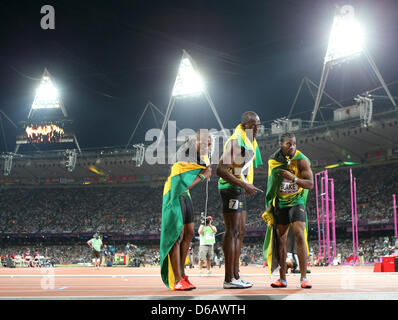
[158,49,227,151]
[32,69,61,110]
[324,5,364,65]
[310,5,396,127]
[172,56,205,98]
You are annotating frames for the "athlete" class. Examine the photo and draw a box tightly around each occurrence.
[160,129,212,291]
[87,233,103,269]
[262,132,313,289]
[217,111,263,289]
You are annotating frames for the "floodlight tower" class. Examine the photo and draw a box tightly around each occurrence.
[310,5,397,127]
[159,49,228,141]
[28,68,68,118]
[15,68,82,157]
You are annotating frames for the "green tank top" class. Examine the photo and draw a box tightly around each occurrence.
[90,238,102,251]
[200,226,216,245]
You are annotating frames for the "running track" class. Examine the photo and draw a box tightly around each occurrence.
[1,265,398,300]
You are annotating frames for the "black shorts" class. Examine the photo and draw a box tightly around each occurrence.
[180,193,194,224]
[219,187,247,213]
[274,204,306,225]
[92,250,101,259]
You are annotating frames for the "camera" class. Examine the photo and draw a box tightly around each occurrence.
[200,215,213,225]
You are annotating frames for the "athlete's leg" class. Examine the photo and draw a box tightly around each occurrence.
[291,221,308,281]
[234,210,247,280]
[276,223,290,281]
[169,230,184,284]
[180,222,194,278]
[222,212,241,282]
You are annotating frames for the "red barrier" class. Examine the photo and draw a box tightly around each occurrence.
[373,262,382,272]
[382,256,395,272]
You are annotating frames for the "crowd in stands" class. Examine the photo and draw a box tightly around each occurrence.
[1,235,397,267]
[0,161,398,268]
[0,162,397,235]
[0,186,163,234]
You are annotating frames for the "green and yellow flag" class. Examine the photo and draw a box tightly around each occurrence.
[262,149,310,275]
[160,160,207,290]
[218,123,262,189]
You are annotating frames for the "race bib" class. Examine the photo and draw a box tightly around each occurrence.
[228,199,239,210]
[279,180,299,194]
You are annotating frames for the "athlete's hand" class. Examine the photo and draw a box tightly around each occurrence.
[244,183,263,196]
[201,166,212,180]
[261,210,274,226]
[279,169,295,181]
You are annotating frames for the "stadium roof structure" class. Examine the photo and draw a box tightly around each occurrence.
[256,108,398,169]
[1,104,398,183]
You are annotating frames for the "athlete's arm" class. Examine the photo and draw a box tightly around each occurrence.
[216,139,263,195]
[279,158,314,189]
[187,166,212,191]
[296,158,314,189]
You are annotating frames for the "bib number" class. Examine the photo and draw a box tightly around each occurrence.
[229,199,239,210]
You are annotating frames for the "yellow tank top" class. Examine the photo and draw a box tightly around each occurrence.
[277,160,304,202]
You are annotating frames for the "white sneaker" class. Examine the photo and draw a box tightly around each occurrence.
[207,270,212,275]
[237,278,253,288]
[223,278,247,289]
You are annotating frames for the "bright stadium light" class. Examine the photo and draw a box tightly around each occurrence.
[32,69,61,110]
[310,4,396,127]
[324,5,364,64]
[171,56,205,98]
[156,49,227,153]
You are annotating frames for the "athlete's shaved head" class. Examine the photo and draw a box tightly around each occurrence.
[195,129,212,157]
[195,129,210,140]
[241,111,259,124]
[241,111,261,139]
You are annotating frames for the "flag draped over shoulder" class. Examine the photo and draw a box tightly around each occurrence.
[160,161,206,290]
[262,149,310,275]
[218,123,262,188]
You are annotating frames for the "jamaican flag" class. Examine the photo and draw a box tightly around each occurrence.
[160,160,207,290]
[262,149,310,275]
[218,123,262,189]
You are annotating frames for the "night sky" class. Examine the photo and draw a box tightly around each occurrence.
[0,0,397,152]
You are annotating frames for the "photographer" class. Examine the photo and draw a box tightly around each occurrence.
[198,216,217,275]
[87,233,103,269]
